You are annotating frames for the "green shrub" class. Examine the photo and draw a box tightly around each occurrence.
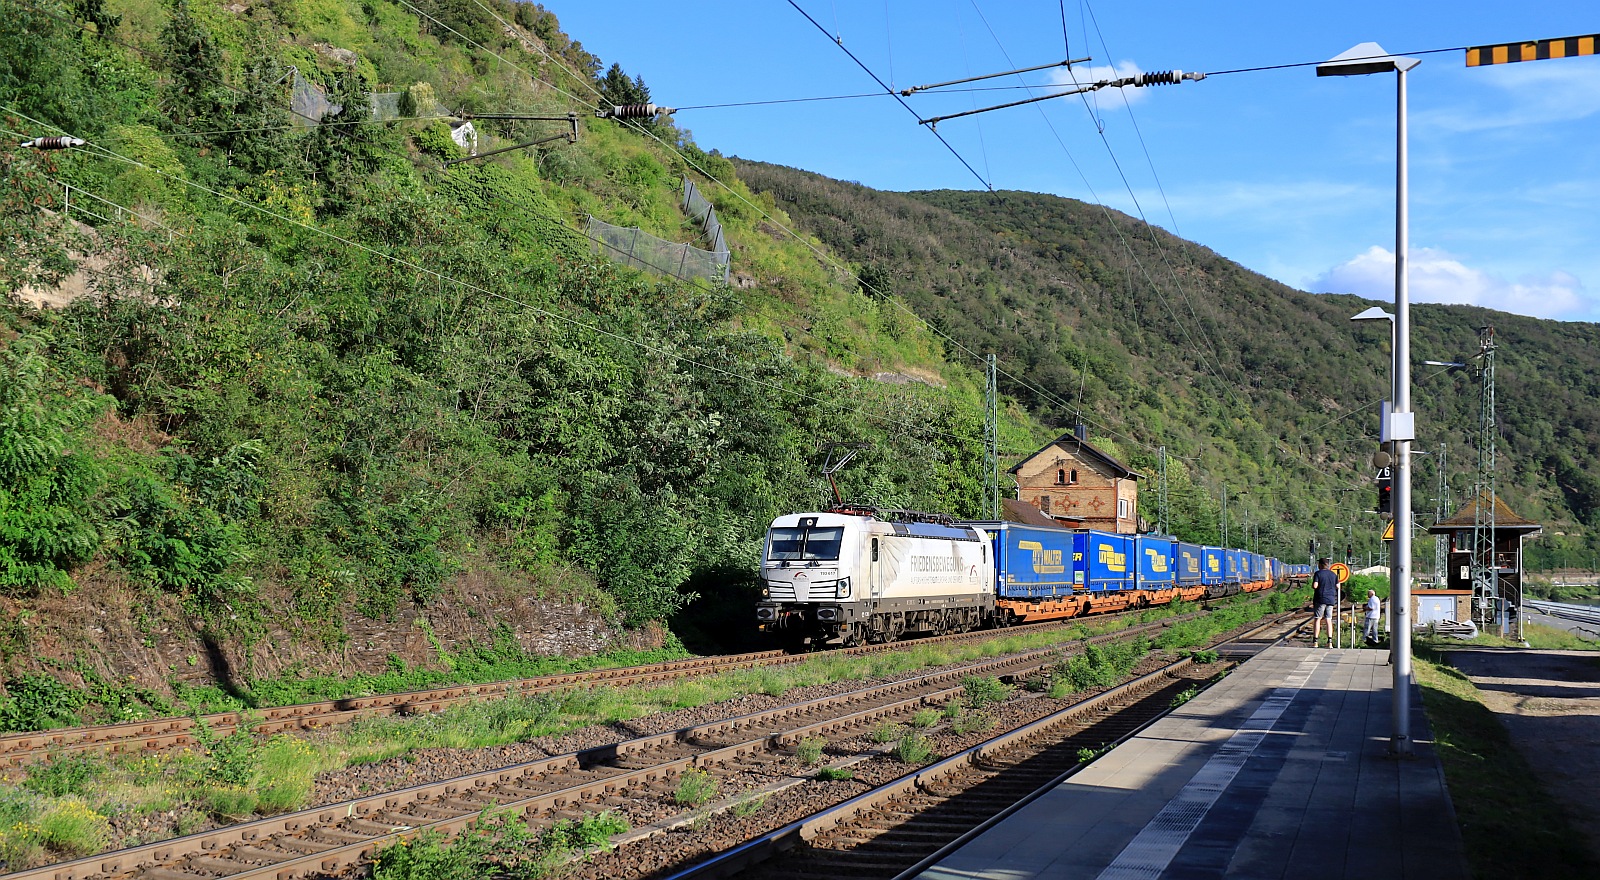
[0,338,107,597]
[870,721,903,744]
[794,736,826,766]
[21,753,104,797]
[961,676,1013,709]
[0,673,89,731]
[34,796,111,857]
[1170,686,1200,707]
[1052,637,1150,696]
[894,733,933,764]
[1076,744,1111,764]
[731,794,768,817]
[814,766,854,781]
[673,769,718,807]
[951,710,993,736]
[910,708,941,728]
[544,811,628,852]
[1189,649,1220,664]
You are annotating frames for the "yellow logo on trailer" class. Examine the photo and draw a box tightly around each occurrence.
[1145,547,1168,573]
[1097,543,1126,572]
[1018,540,1064,574]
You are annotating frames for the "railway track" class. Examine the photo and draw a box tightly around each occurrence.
[0,612,1119,769]
[3,613,1196,880]
[618,613,1302,880]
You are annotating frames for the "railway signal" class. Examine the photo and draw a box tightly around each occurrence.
[1376,467,1394,518]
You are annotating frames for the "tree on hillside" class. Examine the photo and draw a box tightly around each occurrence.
[597,62,649,107]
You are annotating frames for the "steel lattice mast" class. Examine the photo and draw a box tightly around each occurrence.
[985,354,1000,520]
[1158,446,1169,535]
[1470,327,1499,633]
[1433,442,1450,586]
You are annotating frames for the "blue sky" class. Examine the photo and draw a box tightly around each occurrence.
[551,2,1600,324]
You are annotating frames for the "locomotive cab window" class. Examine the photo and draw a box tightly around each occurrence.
[768,526,845,561]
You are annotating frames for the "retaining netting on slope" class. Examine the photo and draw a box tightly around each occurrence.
[585,215,730,284]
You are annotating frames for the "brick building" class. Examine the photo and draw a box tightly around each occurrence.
[1009,427,1141,534]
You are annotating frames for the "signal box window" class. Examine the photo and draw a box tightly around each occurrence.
[768,526,845,561]
[1057,468,1066,485]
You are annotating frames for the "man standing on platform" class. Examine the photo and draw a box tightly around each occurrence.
[1364,590,1383,644]
[1312,559,1340,648]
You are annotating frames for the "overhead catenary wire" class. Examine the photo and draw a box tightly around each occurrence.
[1077,0,1186,243]
[958,0,1244,421]
[784,0,993,192]
[1059,0,1244,399]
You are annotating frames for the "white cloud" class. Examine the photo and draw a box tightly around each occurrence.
[1145,179,1382,219]
[1046,60,1150,106]
[1311,245,1590,320]
[1420,60,1600,133]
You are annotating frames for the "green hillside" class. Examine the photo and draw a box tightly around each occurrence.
[0,0,1033,710]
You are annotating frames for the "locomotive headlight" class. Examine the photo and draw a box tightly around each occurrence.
[836,577,851,598]
[762,587,770,597]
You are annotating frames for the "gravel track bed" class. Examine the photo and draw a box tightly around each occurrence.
[93,629,1100,851]
[562,655,1227,880]
[304,631,1114,804]
[94,615,1276,863]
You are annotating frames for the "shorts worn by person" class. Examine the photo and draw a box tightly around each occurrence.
[1311,559,1340,647]
[1364,590,1382,643]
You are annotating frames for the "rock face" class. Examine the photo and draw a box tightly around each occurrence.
[0,561,639,706]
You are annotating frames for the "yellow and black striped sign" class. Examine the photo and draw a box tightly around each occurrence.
[1466,35,1599,66]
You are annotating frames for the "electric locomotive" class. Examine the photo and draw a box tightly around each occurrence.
[755,508,995,648]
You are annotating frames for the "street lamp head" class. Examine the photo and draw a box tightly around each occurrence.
[1317,42,1421,77]
[1351,306,1395,325]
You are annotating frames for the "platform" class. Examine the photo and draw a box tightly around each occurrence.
[916,644,1469,880]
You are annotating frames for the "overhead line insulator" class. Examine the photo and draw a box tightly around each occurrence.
[597,103,672,120]
[21,136,86,150]
[1125,70,1206,87]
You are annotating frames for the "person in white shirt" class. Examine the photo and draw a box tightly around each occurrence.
[1364,590,1382,644]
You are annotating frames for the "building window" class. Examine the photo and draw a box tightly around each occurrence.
[1041,495,1052,514]
[1056,468,1066,485]
[1117,498,1129,519]
[1070,469,1078,484]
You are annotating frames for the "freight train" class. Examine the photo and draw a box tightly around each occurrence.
[755,506,1310,648]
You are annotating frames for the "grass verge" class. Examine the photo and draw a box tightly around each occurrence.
[1413,650,1600,878]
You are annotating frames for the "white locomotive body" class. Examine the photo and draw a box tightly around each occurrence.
[755,509,995,647]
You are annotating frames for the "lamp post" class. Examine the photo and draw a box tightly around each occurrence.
[1319,42,1419,757]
